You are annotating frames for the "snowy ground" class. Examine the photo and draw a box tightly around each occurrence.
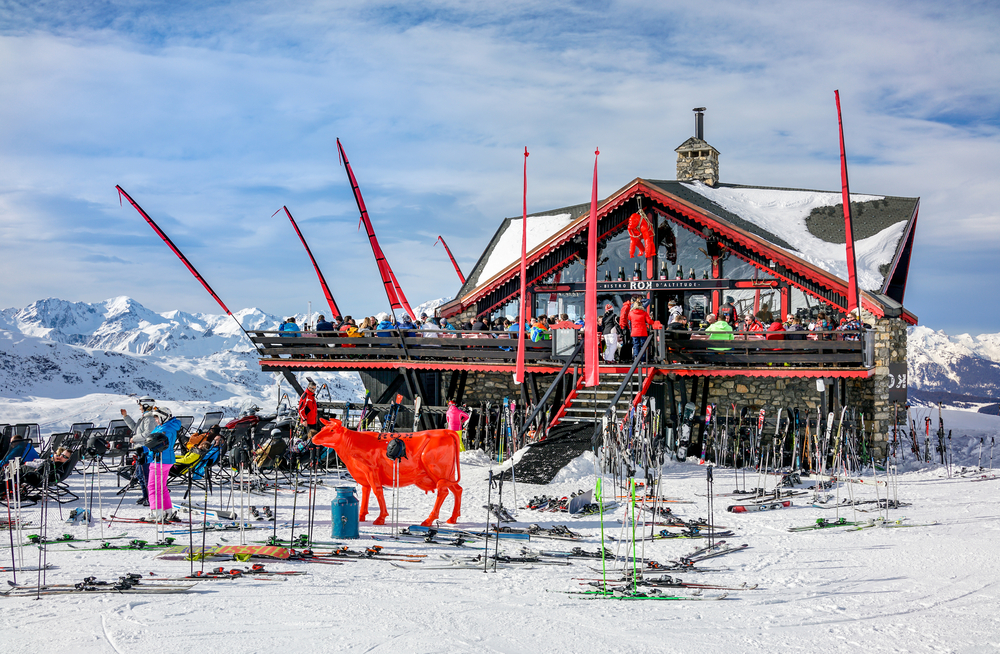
[2,412,999,654]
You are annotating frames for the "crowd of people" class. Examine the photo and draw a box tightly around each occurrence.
[271,294,868,365]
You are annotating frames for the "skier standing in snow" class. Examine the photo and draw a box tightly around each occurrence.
[121,396,168,506]
[446,400,471,448]
[298,378,319,441]
[146,413,181,522]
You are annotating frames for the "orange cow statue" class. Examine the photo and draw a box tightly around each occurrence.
[627,210,656,259]
[313,418,462,526]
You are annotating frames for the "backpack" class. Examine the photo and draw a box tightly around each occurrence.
[386,437,407,461]
[145,432,169,454]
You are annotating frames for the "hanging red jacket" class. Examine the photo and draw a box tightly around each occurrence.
[298,387,318,426]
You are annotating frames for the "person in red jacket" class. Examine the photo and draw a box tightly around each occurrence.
[766,319,786,358]
[298,378,319,439]
[766,320,785,340]
[629,299,654,361]
[618,298,631,333]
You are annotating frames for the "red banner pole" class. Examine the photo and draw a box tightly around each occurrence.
[276,206,342,318]
[336,138,416,319]
[584,148,600,387]
[835,90,861,314]
[116,185,232,317]
[515,147,529,385]
[435,236,466,284]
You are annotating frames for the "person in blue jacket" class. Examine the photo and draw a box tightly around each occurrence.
[0,434,37,469]
[376,314,396,337]
[314,315,335,333]
[146,414,181,522]
[397,315,418,338]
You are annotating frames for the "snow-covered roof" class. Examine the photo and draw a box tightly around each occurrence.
[444,176,918,319]
[457,204,589,297]
[677,181,912,291]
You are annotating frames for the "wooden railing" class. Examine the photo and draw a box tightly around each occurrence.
[251,328,873,368]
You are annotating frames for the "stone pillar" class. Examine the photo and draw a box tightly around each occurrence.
[869,315,908,459]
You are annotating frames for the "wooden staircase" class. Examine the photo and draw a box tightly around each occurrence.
[549,372,647,428]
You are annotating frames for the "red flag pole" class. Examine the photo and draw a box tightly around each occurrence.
[336,138,417,319]
[434,235,466,284]
[584,148,600,387]
[835,90,861,314]
[515,147,529,385]
[116,185,232,317]
[275,206,342,318]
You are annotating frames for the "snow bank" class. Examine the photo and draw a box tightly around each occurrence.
[550,450,597,484]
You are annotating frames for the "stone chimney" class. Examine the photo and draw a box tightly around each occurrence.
[675,107,720,186]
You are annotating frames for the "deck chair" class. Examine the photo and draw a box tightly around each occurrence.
[106,426,132,453]
[91,426,134,481]
[0,425,11,461]
[198,411,225,431]
[22,449,82,504]
[169,444,222,498]
[183,411,226,451]
[172,415,195,452]
[62,426,93,454]
[40,433,69,459]
[106,419,129,434]
[13,424,42,450]
[69,422,93,437]
[75,428,107,454]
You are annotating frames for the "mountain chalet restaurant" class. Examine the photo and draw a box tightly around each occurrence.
[254,114,917,459]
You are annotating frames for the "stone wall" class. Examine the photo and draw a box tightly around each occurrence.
[432,314,909,458]
[700,376,871,424]
[676,151,719,186]
[869,313,908,453]
[462,371,555,405]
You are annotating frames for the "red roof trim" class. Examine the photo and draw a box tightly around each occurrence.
[447,179,902,320]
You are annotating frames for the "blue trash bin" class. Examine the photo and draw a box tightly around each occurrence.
[331,486,360,539]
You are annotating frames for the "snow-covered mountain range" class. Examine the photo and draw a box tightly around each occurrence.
[906,325,1000,411]
[2,296,999,430]
[0,297,365,430]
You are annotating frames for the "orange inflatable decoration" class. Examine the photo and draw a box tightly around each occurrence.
[313,418,462,526]
[627,211,655,259]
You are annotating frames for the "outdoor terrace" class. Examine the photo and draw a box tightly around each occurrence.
[251,328,875,377]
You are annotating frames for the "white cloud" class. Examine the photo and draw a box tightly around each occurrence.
[0,1,999,332]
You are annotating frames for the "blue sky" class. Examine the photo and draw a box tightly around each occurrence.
[1,1,999,334]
